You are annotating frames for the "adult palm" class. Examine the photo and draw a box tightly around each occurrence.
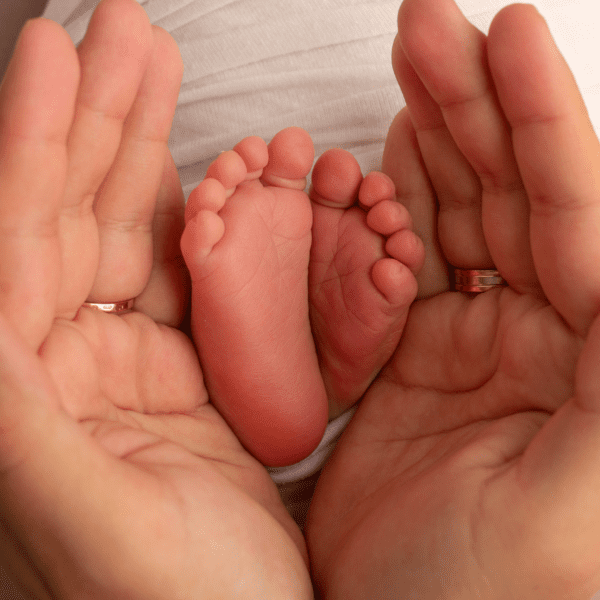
[308,2,600,598]
[0,2,310,599]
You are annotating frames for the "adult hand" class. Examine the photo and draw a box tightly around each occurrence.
[308,1,600,598]
[0,2,311,598]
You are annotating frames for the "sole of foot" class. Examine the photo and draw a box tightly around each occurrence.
[310,148,424,417]
[181,127,328,467]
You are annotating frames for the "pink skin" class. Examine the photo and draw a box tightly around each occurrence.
[181,128,328,467]
[307,1,600,598]
[0,3,311,598]
[182,130,423,465]
[310,149,424,418]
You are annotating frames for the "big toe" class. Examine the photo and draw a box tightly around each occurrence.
[262,127,315,189]
[310,148,363,208]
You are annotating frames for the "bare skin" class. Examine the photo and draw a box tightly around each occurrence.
[5,1,600,598]
[310,150,424,418]
[181,132,423,465]
[0,2,311,598]
[181,129,328,467]
[307,1,600,598]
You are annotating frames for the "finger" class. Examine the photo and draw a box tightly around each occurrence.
[0,19,78,348]
[397,0,539,294]
[58,0,154,315]
[392,35,492,271]
[89,25,183,304]
[381,106,449,297]
[488,5,600,337]
[135,150,189,327]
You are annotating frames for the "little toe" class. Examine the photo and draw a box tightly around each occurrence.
[180,209,225,268]
[372,258,418,306]
[185,178,227,223]
[366,200,413,236]
[233,136,269,181]
[262,127,315,190]
[358,171,396,208]
[386,229,426,275]
[205,150,247,195]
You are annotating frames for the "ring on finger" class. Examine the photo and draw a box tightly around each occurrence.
[453,269,507,293]
[82,298,135,314]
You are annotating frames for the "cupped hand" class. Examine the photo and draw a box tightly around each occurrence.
[0,2,311,598]
[308,1,600,598]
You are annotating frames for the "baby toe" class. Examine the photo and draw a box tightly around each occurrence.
[385,229,425,275]
[205,150,247,194]
[185,178,227,223]
[233,136,269,181]
[358,171,395,208]
[180,209,225,269]
[366,199,413,236]
[372,258,418,306]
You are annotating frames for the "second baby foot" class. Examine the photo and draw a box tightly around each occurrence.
[181,128,328,467]
[310,149,424,417]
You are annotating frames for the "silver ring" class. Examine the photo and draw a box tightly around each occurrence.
[453,269,507,293]
[82,298,135,314]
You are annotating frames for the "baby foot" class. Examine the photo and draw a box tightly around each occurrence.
[181,127,328,467]
[310,149,424,417]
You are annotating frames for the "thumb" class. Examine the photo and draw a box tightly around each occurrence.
[0,313,134,596]
[517,314,600,587]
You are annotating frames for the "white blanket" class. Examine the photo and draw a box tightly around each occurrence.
[44,0,600,198]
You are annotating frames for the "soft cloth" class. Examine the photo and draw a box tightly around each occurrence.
[44,0,402,196]
[43,0,600,200]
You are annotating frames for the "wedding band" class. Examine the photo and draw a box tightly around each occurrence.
[453,269,507,293]
[82,298,135,314]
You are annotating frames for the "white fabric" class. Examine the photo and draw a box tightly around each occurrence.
[44,0,403,197]
[268,405,358,485]
[43,0,600,199]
